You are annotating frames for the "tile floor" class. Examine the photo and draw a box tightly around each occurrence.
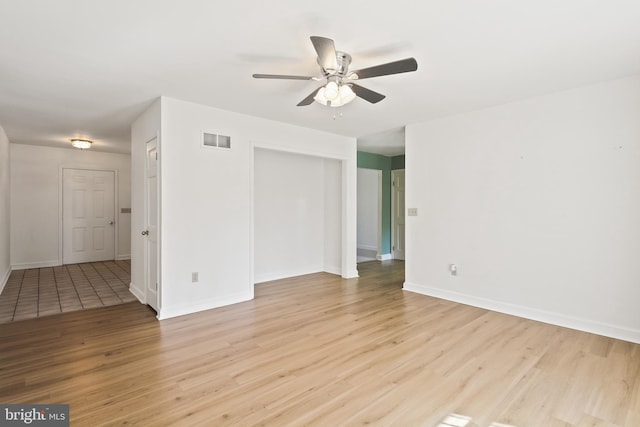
[0,260,136,324]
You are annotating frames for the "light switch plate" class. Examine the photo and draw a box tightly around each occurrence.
[408,208,418,216]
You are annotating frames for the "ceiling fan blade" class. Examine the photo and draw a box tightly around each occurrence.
[310,36,338,71]
[350,83,386,104]
[350,57,418,80]
[253,74,314,80]
[297,87,322,106]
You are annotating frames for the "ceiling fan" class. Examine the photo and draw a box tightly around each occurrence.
[253,36,418,107]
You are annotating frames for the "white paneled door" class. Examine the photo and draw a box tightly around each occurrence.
[391,169,405,260]
[145,137,159,311]
[63,169,116,264]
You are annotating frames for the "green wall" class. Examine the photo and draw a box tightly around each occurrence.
[391,155,405,170]
[357,152,405,255]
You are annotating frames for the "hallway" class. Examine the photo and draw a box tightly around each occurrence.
[0,260,134,324]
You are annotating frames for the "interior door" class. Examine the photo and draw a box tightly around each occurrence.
[63,169,116,264]
[145,137,159,311]
[391,169,405,260]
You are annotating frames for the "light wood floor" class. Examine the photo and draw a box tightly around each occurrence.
[0,260,638,426]
[0,261,135,324]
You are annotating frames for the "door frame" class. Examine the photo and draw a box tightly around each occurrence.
[58,166,119,265]
[391,169,405,260]
[144,136,160,312]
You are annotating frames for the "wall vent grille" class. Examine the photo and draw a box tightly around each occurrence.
[202,132,231,149]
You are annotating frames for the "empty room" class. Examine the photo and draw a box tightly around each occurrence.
[1,1,639,426]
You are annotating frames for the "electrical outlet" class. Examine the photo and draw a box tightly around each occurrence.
[449,264,457,276]
[192,272,199,283]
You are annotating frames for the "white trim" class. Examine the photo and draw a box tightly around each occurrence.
[0,267,11,294]
[251,140,349,162]
[341,157,358,279]
[403,281,640,344]
[391,169,405,261]
[357,244,378,251]
[116,254,131,261]
[144,134,161,312]
[58,167,63,265]
[115,169,120,262]
[324,265,342,276]
[377,170,383,260]
[343,268,359,279]
[12,260,60,270]
[157,130,162,312]
[158,290,253,320]
[377,253,393,261]
[249,145,255,291]
[129,282,145,303]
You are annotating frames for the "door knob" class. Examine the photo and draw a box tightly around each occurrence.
[141,230,149,236]
[109,220,115,225]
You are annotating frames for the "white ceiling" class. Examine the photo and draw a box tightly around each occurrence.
[358,127,406,157]
[1,1,639,155]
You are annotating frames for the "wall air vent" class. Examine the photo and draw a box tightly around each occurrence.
[202,132,231,149]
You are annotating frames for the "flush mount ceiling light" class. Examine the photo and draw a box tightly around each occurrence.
[70,138,92,149]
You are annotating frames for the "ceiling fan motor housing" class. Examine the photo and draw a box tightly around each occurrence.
[320,51,352,77]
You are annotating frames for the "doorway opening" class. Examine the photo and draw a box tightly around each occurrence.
[357,168,381,263]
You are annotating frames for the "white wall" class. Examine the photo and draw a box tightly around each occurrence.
[254,149,341,282]
[323,158,342,275]
[10,144,131,269]
[357,168,380,251]
[404,75,640,343]
[142,96,356,319]
[0,124,10,292]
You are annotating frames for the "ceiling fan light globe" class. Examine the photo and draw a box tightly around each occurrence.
[313,83,357,108]
[339,85,356,104]
[324,81,339,100]
[314,87,328,105]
